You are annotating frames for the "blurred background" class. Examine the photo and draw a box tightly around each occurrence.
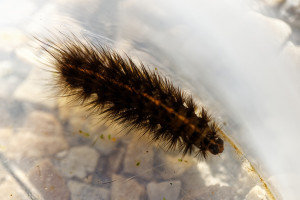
[0,0,300,199]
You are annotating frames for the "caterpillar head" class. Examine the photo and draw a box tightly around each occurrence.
[195,126,224,157]
[206,136,224,155]
[205,123,224,155]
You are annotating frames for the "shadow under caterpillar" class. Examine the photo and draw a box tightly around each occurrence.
[37,35,224,159]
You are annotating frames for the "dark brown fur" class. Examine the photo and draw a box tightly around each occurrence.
[38,35,224,158]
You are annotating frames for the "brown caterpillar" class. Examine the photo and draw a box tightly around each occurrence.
[37,35,224,158]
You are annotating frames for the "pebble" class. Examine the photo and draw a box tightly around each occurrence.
[179,165,206,195]
[6,131,68,160]
[108,146,126,173]
[68,180,110,200]
[184,184,234,200]
[6,111,68,160]
[28,159,70,200]
[111,174,144,200]
[123,138,154,180]
[93,130,119,156]
[59,146,99,179]
[147,180,181,200]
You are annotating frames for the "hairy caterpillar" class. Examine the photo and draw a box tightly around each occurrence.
[37,35,224,158]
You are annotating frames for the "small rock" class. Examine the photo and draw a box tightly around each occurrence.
[93,130,119,156]
[147,180,181,200]
[28,159,70,200]
[179,165,206,194]
[123,138,154,180]
[59,146,99,179]
[183,185,234,200]
[245,185,268,200]
[68,180,110,200]
[111,174,144,200]
[6,131,68,160]
[6,112,67,161]
[108,146,126,173]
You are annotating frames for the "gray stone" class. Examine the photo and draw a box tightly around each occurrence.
[111,174,144,200]
[68,180,110,200]
[183,185,234,200]
[6,111,67,159]
[147,180,181,200]
[59,146,99,179]
[179,165,206,196]
[123,139,154,180]
[5,111,68,160]
[92,130,119,156]
[28,159,70,200]
[6,131,68,160]
[108,146,126,173]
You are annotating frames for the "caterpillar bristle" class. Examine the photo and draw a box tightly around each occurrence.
[38,34,224,159]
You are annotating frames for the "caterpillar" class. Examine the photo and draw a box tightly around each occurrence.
[37,35,224,158]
